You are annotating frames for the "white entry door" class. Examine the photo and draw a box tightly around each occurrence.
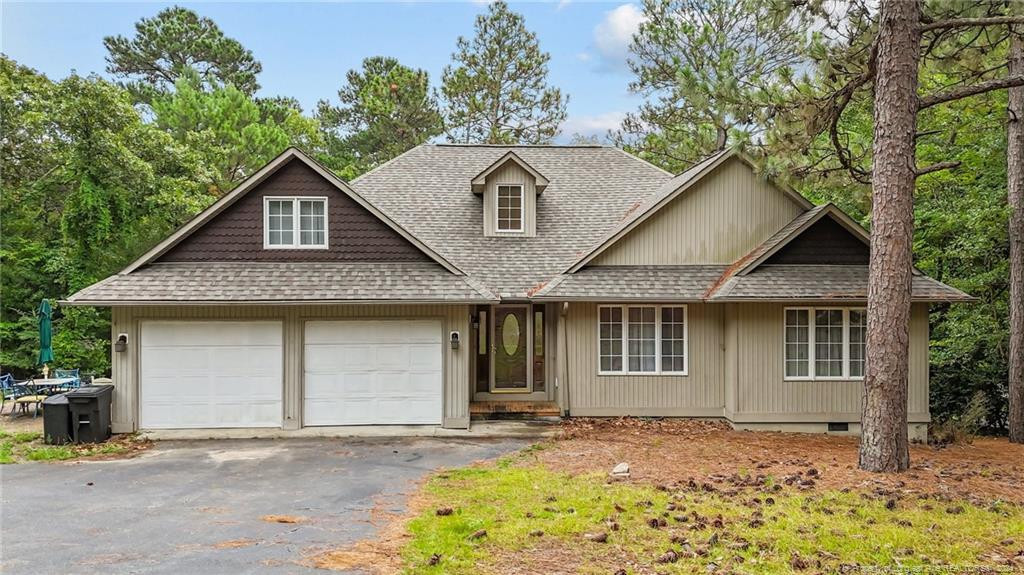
[303,320,443,426]
[140,321,283,429]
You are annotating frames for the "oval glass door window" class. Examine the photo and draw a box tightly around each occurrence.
[501,313,520,355]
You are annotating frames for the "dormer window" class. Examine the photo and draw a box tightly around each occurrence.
[497,185,524,232]
[472,152,547,238]
[265,196,328,249]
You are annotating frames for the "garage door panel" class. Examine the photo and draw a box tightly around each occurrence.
[140,321,282,429]
[374,346,411,370]
[408,345,443,369]
[304,320,442,426]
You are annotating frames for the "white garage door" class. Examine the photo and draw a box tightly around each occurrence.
[304,320,443,426]
[140,321,283,429]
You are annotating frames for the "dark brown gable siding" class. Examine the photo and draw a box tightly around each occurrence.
[765,217,870,265]
[158,160,429,263]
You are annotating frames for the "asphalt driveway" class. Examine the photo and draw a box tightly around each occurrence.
[1,437,527,574]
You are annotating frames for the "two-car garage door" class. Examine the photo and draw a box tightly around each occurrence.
[139,319,442,429]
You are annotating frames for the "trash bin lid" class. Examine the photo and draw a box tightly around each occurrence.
[66,384,114,399]
[43,393,69,405]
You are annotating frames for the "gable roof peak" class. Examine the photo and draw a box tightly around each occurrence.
[563,148,813,273]
[120,146,464,276]
[470,150,550,193]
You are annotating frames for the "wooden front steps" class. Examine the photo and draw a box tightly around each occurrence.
[470,400,561,421]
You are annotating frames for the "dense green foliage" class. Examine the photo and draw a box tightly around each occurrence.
[317,57,442,178]
[441,1,567,144]
[0,57,211,376]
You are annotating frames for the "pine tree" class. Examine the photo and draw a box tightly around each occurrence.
[616,0,810,171]
[317,57,442,175]
[441,1,567,144]
[104,6,262,99]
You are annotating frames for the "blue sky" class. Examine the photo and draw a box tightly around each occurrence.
[2,1,649,141]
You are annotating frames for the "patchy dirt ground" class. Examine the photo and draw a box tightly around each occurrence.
[0,410,45,434]
[541,419,1024,505]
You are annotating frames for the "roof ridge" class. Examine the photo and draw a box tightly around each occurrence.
[432,143,609,148]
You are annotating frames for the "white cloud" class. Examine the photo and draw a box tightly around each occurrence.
[576,52,592,62]
[592,3,646,72]
[561,111,627,139]
[557,0,572,10]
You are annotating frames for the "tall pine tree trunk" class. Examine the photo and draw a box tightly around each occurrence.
[859,0,920,472]
[1009,17,1024,444]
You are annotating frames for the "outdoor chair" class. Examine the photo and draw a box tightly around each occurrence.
[0,374,45,417]
[53,368,81,392]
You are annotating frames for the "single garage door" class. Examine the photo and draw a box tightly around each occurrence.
[140,321,283,429]
[304,320,443,426]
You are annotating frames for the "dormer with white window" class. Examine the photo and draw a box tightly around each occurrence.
[472,152,548,238]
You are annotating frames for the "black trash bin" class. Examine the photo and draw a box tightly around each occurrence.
[42,393,72,445]
[66,385,114,443]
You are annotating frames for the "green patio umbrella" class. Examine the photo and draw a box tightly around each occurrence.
[37,299,54,367]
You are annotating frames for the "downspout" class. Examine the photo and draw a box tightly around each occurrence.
[559,301,571,418]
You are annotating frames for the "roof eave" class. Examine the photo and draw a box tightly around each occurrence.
[60,297,499,307]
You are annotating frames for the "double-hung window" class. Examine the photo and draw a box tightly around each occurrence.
[265,197,327,249]
[784,307,866,380]
[598,305,687,375]
[496,185,523,232]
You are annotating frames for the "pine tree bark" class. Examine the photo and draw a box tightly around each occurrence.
[1009,17,1024,444]
[859,0,920,472]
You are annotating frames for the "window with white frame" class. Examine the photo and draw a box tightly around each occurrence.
[496,185,523,232]
[598,305,687,375]
[784,307,867,380]
[265,197,327,248]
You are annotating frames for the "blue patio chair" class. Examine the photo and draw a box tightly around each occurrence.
[0,374,21,414]
[0,374,44,417]
[53,368,81,392]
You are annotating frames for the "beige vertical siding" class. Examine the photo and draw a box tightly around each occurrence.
[562,301,930,424]
[727,302,930,423]
[563,302,724,416]
[482,161,537,237]
[110,304,471,432]
[592,158,804,265]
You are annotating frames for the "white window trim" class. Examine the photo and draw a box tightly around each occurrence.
[263,196,329,250]
[597,304,688,376]
[783,306,866,381]
[495,183,524,233]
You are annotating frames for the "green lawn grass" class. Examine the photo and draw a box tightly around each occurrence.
[402,449,1023,574]
[0,430,135,463]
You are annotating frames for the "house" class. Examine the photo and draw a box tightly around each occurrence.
[64,145,972,440]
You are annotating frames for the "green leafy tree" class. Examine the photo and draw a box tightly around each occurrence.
[103,5,262,100]
[615,0,811,172]
[441,1,567,144]
[151,74,322,192]
[0,57,209,377]
[317,56,442,177]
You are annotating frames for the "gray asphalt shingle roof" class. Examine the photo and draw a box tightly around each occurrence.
[534,265,728,301]
[64,262,497,304]
[708,265,974,302]
[63,145,973,305]
[350,144,674,296]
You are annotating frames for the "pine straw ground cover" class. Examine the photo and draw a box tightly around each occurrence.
[315,419,1024,574]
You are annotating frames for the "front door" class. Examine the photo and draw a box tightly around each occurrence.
[491,305,530,392]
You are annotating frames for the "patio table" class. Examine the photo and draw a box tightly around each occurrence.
[26,378,75,395]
